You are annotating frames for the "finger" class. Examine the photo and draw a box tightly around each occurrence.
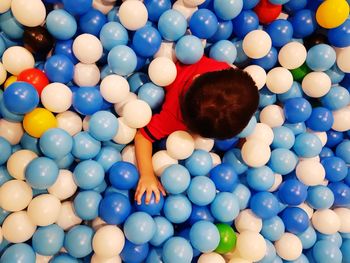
[154,188,161,203]
[145,189,153,205]
[158,183,166,196]
[137,187,146,205]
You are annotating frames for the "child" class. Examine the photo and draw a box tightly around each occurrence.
[134,56,259,205]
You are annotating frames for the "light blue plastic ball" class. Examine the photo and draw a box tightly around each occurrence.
[162,237,193,263]
[175,35,204,65]
[187,176,216,206]
[128,72,150,93]
[146,248,163,263]
[138,82,165,110]
[320,85,350,111]
[158,10,187,41]
[123,212,156,245]
[261,216,285,242]
[73,190,102,220]
[325,64,345,84]
[0,11,24,40]
[213,0,243,20]
[271,126,295,149]
[20,133,40,155]
[0,166,12,187]
[222,149,248,175]
[50,253,79,263]
[107,45,137,76]
[64,225,94,259]
[335,140,350,164]
[306,44,336,71]
[269,148,298,175]
[318,232,343,248]
[189,221,220,253]
[54,153,74,169]
[0,137,11,166]
[163,194,192,224]
[284,122,307,135]
[297,226,317,250]
[232,183,251,210]
[185,149,213,176]
[88,111,118,141]
[160,164,191,194]
[25,157,59,189]
[99,22,128,51]
[247,166,275,191]
[39,128,73,159]
[150,216,174,247]
[210,192,239,223]
[46,9,77,40]
[73,160,104,190]
[257,239,276,263]
[94,146,122,172]
[293,132,322,158]
[232,39,249,64]
[307,185,334,209]
[0,99,24,122]
[32,224,65,256]
[312,240,342,263]
[0,244,35,263]
[340,239,350,262]
[72,131,101,160]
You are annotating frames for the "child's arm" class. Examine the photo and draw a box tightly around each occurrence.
[134,130,166,205]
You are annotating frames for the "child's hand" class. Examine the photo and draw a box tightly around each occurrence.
[135,174,166,205]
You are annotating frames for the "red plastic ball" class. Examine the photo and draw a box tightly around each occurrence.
[254,0,282,24]
[17,68,49,96]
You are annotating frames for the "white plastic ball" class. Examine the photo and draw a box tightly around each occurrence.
[100,75,130,104]
[193,135,214,152]
[11,0,46,27]
[0,62,6,85]
[0,0,11,13]
[210,152,222,167]
[236,231,266,262]
[242,30,272,59]
[302,72,331,98]
[148,57,177,86]
[241,139,271,168]
[74,63,100,87]
[198,253,225,263]
[41,83,73,113]
[266,67,293,94]
[243,65,266,90]
[332,106,350,132]
[259,105,285,128]
[2,46,35,75]
[92,0,115,14]
[56,201,82,231]
[336,46,350,73]
[122,99,152,128]
[56,111,83,136]
[27,194,62,226]
[91,254,122,263]
[228,259,251,263]
[7,150,37,180]
[48,169,78,201]
[35,254,52,263]
[114,92,138,116]
[278,42,307,69]
[118,1,148,30]
[121,145,137,166]
[93,225,125,258]
[152,150,178,176]
[298,203,314,219]
[0,180,32,212]
[295,159,325,186]
[312,209,341,234]
[172,0,198,21]
[154,41,177,62]
[234,209,262,233]
[2,211,36,243]
[113,117,137,145]
[73,34,103,64]
[92,217,107,231]
[183,0,205,7]
[0,119,24,145]
[82,116,90,132]
[268,173,282,192]
[275,233,302,261]
[246,123,274,145]
[166,131,195,160]
[334,208,350,233]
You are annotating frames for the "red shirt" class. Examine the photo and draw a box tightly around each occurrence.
[140,56,231,142]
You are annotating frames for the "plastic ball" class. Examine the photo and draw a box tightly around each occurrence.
[281,207,309,235]
[6,149,37,180]
[99,21,128,51]
[187,176,216,206]
[190,221,220,253]
[98,193,131,225]
[0,137,11,166]
[283,97,312,123]
[289,9,317,38]
[241,139,271,167]
[73,160,104,190]
[259,104,285,128]
[48,169,77,201]
[122,99,152,129]
[27,194,61,226]
[2,46,35,75]
[71,131,101,160]
[278,41,307,70]
[0,119,24,145]
[109,161,138,190]
[79,9,107,36]
[236,231,266,262]
[313,240,342,263]
[62,0,92,16]
[213,0,243,20]
[64,225,93,259]
[0,243,35,263]
[132,26,162,57]
[312,209,341,235]
[124,212,156,245]
[152,150,178,176]
[41,83,72,114]
[148,57,177,86]
[231,10,259,39]
[39,128,72,159]
[251,191,280,220]
[135,193,164,215]
[32,224,64,256]
[100,75,130,104]
[107,45,137,76]
[295,159,326,186]
[0,180,32,212]
[307,185,334,210]
[92,225,125,258]
[157,9,187,42]
[210,192,239,223]
[254,0,282,24]
[175,35,204,64]
[2,210,36,243]
[73,191,101,220]
[163,194,192,223]
[189,9,218,39]
[266,67,293,94]
[138,82,165,110]
[72,87,103,116]
[25,157,59,189]
[120,240,149,263]
[46,9,77,40]
[278,178,308,206]
[328,19,350,48]
[11,0,46,27]
[149,216,174,247]
[209,163,238,192]
[316,0,349,29]
[321,85,350,111]
[162,237,193,263]
[252,46,278,71]
[305,107,334,132]
[209,40,237,64]
[321,156,348,182]
[242,30,272,59]
[275,233,303,261]
[265,19,293,48]
[293,132,322,158]
[72,34,103,64]
[56,201,82,231]
[73,62,100,87]
[261,216,285,242]
[302,71,332,98]
[243,65,266,90]
[166,131,194,160]
[185,149,213,176]
[306,44,336,71]
[332,106,350,132]
[17,68,49,96]
[44,54,74,84]
[246,165,275,191]
[88,111,118,141]
[160,164,191,194]
[113,117,137,145]
[118,1,148,30]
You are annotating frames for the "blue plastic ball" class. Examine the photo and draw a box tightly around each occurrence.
[99,22,129,51]
[313,240,342,263]
[210,192,240,223]
[138,82,165,110]
[209,163,238,192]
[132,26,162,57]
[163,194,192,224]
[187,176,216,206]
[213,0,243,20]
[62,0,92,16]
[284,0,307,13]
[214,137,239,151]
[32,224,65,256]
[150,216,174,247]
[72,87,103,116]
[109,161,139,190]
[247,166,275,191]
[231,10,259,38]
[79,9,107,36]
[271,126,295,149]
[185,149,213,176]
[54,39,78,64]
[328,182,350,207]
[189,221,220,253]
[72,131,101,160]
[3,82,39,115]
[281,207,309,235]
[124,212,156,245]
[289,9,317,38]
[321,85,350,111]
[269,148,298,175]
[307,185,334,209]
[261,216,285,241]
[73,190,102,220]
[305,107,334,132]
[160,164,191,194]
[188,204,215,225]
[158,9,187,41]
[209,40,237,64]
[278,179,308,206]
[88,111,118,141]
[98,192,131,224]
[175,35,204,65]
[306,44,336,71]
[0,137,11,166]
[283,97,312,124]
[0,244,35,263]
[73,160,104,190]
[39,128,73,159]
[135,193,164,216]
[162,237,193,263]
[266,19,294,48]
[328,19,350,48]
[189,9,218,39]
[250,191,280,219]
[252,47,278,70]
[46,9,78,40]
[322,156,348,182]
[293,132,322,158]
[120,240,149,263]
[335,140,350,164]
[107,45,137,76]
[64,225,93,259]
[144,0,171,22]
[44,54,74,83]
[209,20,233,42]
[25,157,59,189]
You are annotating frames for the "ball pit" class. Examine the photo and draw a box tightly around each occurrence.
[0,0,349,262]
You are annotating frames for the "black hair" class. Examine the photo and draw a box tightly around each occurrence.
[180,68,259,139]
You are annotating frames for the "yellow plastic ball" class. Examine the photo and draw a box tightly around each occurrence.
[4,76,17,89]
[316,0,350,29]
[23,108,57,138]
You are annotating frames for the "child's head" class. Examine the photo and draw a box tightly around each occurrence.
[181,68,259,139]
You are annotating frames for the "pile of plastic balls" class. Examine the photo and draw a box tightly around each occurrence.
[0,0,349,262]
